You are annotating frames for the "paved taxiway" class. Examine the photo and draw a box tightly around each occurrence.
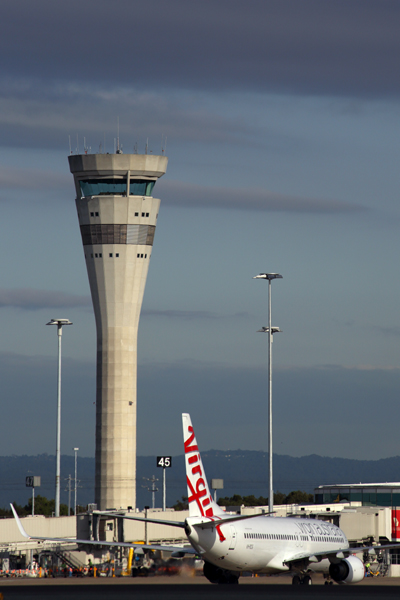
[1,576,400,599]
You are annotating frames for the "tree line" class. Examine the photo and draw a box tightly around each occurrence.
[0,496,86,517]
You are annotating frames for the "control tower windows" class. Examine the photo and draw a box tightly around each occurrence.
[80,179,127,197]
[130,180,155,196]
[79,178,155,198]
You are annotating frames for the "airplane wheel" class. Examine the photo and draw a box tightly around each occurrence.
[302,575,312,585]
[292,575,301,585]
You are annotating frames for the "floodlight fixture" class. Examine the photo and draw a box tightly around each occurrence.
[253,273,283,281]
[257,327,282,334]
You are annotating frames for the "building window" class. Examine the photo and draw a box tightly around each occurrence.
[90,212,94,217]
[91,254,93,258]
[141,213,145,217]
[116,253,119,257]
[95,212,99,216]
[145,213,149,217]
[141,254,144,258]
[137,253,140,258]
[99,253,102,257]
[95,253,98,257]
[145,254,147,258]
[135,212,139,216]
[109,253,113,257]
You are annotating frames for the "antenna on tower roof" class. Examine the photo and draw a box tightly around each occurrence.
[116,117,123,153]
[161,134,167,155]
[69,135,72,155]
[145,138,148,155]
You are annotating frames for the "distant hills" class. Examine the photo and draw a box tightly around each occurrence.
[1,451,400,511]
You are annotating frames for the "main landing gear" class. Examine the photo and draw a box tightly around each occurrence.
[292,574,312,585]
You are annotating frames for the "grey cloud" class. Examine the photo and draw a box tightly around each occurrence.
[1,0,400,98]
[159,180,367,213]
[0,166,70,192]
[0,87,255,151]
[0,289,91,310]
[375,325,400,338]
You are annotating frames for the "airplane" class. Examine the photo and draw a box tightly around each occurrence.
[11,413,400,585]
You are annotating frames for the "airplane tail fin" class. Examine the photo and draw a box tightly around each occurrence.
[182,413,225,518]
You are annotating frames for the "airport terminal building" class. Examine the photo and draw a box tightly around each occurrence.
[314,483,400,541]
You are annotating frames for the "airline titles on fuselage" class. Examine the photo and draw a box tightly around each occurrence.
[244,521,345,546]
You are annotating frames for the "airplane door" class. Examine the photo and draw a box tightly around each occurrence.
[229,526,237,550]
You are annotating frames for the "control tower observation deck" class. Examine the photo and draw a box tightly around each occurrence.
[68,153,168,510]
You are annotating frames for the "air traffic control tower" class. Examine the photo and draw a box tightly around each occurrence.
[68,153,168,510]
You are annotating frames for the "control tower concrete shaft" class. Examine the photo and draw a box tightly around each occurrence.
[68,153,168,510]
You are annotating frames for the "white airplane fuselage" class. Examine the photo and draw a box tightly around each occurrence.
[187,514,349,573]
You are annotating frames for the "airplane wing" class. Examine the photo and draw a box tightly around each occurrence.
[10,504,195,555]
[192,512,274,529]
[93,511,186,528]
[284,541,400,567]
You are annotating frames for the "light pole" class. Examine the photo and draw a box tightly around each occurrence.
[46,318,72,517]
[253,273,282,514]
[74,447,79,515]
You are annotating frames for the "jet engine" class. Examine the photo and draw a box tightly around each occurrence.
[203,561,239,584]
[329,556,365,584]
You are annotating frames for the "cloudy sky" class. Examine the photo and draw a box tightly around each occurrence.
[1,0,400,465]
